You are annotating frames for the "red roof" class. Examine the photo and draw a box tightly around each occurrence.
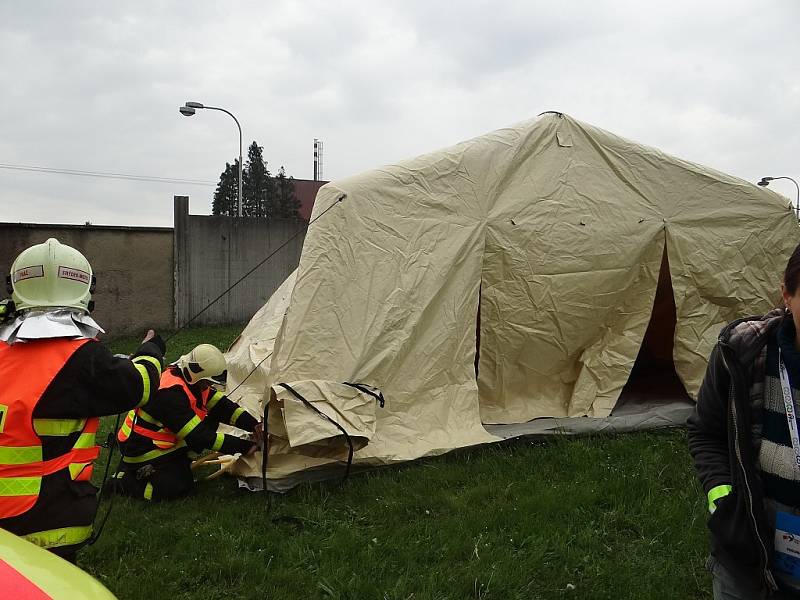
[292,179,328,221]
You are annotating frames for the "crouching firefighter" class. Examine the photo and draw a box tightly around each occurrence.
[0,238,165,562]
[114,343,261,501]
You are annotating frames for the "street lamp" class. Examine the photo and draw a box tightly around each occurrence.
[179,101,243,217]
[758,176,800,221]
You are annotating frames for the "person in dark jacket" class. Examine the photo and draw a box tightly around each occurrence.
[689,241,800,599]
[0,238,165,562]
[114,343,260,501]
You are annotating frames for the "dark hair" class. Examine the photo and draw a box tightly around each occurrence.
[785,242,800,296]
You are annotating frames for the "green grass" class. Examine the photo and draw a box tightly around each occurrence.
[104,324,245,364]
[79,328,712,600]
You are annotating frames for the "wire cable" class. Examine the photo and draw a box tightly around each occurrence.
[0,162,216,186]
[165,194,346,342]
[228,352,273,399]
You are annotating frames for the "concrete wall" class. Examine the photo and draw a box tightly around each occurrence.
[0,222,173,337]
[173,196,306,327]
[1,199,307,335]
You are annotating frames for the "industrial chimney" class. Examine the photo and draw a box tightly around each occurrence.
[313,139,324,181]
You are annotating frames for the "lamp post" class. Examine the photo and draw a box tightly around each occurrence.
[758,176,800,221]
[179,101,243,217]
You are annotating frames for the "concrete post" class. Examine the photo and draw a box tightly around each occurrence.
[173,196,189,327]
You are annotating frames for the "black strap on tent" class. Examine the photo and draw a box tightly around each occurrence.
[256,380,382,497]
[276,382,354,481]
[342,382,385,408]
[165,194,345,343]
[261,399,271,509]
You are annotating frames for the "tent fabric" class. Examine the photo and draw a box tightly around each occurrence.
[224,113,798,484]
[233,399,696,493]
[268,380,378,451]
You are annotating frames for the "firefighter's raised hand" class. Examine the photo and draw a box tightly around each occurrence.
[139,329,166,356]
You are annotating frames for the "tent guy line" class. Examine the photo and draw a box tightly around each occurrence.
[164,193,346,344]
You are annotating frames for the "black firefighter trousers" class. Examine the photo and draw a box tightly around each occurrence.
[112,455,194,502]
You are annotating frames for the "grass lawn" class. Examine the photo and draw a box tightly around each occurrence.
[79,326,712,599]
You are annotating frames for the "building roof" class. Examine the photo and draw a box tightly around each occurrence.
[292,179,328,221]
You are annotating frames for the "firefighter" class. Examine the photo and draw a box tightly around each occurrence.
[0,238,165,562]
[114,343,260,501]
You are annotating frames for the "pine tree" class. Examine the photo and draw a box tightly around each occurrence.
[243,141,273,218]
[212,160,239,216]
[275,166,300,219]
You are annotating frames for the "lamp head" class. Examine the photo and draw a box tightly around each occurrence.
[185,101,204,109]
[758,177,774,187]
[179,106,196,117]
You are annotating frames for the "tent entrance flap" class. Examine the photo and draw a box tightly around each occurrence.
[484,247,693,442]
[614,247,689,415]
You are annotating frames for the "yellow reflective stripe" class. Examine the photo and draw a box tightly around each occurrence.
[152,438,176,449]
[64,430,97,480]
[0,446,42,465]
[33,418,86,436]
[0,476,40,496]
[73,431,97,450]
[708,484,733,513]
[143,482,154,501]
[207,390,225,410]
[119,410,136,441]
[23,525,92,549]
[176,415,202,440]
[68,463,89,479]
[137,409,162,427]
[134,363,151,407]
[230,407,245,425]
[122,441,186,464]
[211,433,225,452]
[133,354,163,373]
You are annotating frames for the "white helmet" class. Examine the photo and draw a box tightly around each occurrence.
[7,238,95,313]
[174,344,227,386]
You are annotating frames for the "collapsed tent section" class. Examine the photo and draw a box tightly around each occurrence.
[224,112,798,488]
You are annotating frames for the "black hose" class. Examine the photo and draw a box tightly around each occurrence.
[87,412,123,545]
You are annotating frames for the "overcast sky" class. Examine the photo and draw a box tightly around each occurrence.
[1,1,798,227]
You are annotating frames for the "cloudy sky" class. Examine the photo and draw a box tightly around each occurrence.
[1,1,798,227]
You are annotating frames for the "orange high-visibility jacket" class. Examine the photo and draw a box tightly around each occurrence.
[118,368,211,450]
[0,339,99,519]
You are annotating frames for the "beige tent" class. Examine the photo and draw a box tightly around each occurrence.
[223,112,798,489]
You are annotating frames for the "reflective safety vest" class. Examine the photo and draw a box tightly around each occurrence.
[118,368,214,456]
[0,338,100,519]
